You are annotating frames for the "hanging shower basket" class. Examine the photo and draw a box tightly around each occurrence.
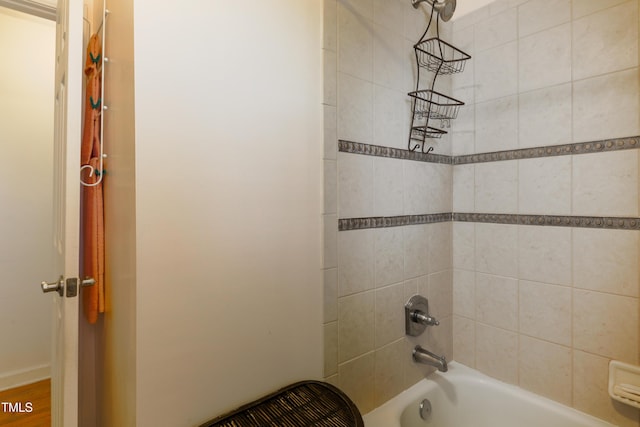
[407,3,471,153]
[409,89,464,120]
[410,125,447,141]
[414,38,471,75]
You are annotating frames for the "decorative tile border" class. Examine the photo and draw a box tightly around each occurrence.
[339,212,640,231]
[338,140,452,164]
[338,213,452,231]
[453,213,640,229]
[454,136,640,165]
[338,136,640,165]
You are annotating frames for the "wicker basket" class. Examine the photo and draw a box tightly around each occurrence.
[199,381,364,427]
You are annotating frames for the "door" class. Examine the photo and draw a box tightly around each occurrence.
[43,0,84,425]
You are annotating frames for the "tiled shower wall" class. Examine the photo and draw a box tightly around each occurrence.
[450,1,640,426]
[322,0,455,413]
[324,0,640,424]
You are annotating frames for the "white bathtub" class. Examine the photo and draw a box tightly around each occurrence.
[363,362,615,427]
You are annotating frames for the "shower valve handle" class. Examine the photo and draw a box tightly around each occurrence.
[412,310,439,326]
[405,295,439,336]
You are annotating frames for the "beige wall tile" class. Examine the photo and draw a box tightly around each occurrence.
[404,225,429,279]
[475,96,518,153]
[373,0,403,31]
[324,105,337,159]
[373,85,408,151]
[518,156,572,215]
[338,73,374,144]
[425,164,454,214]
[474,7,517,52]
[519,336,572,405]
[475,41,518,102]
[324,268,338,322]
[453,164,475,212]
[324,160,337,214]
[453,222,475,270]
[518,226,572,285]
[403,160,430,215]
[475,160,518,214]
[476,323,518,384]
[372,25,404,92]
[324,322,338,376]
[375,283,405,347]
[573,69,640,143]
[572,149,639,217]
[324,214,338,269]
[374,340,405,407]
[338,2,373,81]
[373,156,404,217]
[453,269,475,318]
[518,83,572,149]
[338,291,375,362]
[323,49,337,106]
[339,352,375,414]
[573,289,639,363]
[476,273,518,331]
[338,229,374,296]
[573,228,640,297]
[323,0,338,51]
[573,0,638,80]
[519,24,572,93]
[453,315,475,367]
[374,227,404,288]
[518,0,571,37]
[475,223,518,277]
[428,222,453,273]
[519,280,571,346]
[338,152,374,218]
[572,0,628,19]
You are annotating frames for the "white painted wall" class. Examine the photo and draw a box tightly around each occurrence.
[131,1,323,425]
[0,6,56,390]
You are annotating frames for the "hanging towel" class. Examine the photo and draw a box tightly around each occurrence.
[81,33,105,324]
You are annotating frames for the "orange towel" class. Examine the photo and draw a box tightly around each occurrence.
[81,34,105,324]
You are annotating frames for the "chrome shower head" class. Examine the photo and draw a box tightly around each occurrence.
[411,0,457,22]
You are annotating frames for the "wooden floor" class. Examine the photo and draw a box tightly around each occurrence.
[0,379,50,426]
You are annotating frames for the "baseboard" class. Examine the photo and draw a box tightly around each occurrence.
[0,364,50,391]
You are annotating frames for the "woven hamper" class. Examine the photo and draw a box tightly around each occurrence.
[199,381,364,427]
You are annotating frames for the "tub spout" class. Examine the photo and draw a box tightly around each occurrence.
[413,345,448,372]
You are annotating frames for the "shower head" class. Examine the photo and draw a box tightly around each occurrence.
[412,0,457,22]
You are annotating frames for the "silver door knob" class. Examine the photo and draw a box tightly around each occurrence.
[41,276,64,297]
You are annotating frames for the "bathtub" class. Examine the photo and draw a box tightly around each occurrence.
[363,362,615,427]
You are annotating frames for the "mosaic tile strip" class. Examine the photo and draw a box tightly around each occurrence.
[338,140,452,164]
[338,136,640,165]
[338,213,453,231]
[453,136,640,164]
[339,213,640,231]
[453,213,640,230]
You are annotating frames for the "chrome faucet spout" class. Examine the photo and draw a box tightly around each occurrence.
[413,345,448,372]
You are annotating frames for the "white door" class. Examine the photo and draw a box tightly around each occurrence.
[41,0,84,425]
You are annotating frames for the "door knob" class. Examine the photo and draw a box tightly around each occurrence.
[41,276,64,297]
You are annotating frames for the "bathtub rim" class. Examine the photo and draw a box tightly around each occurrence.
[362,361,617,427]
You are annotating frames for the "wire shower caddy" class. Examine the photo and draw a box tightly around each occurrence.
[408,7,471,153]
